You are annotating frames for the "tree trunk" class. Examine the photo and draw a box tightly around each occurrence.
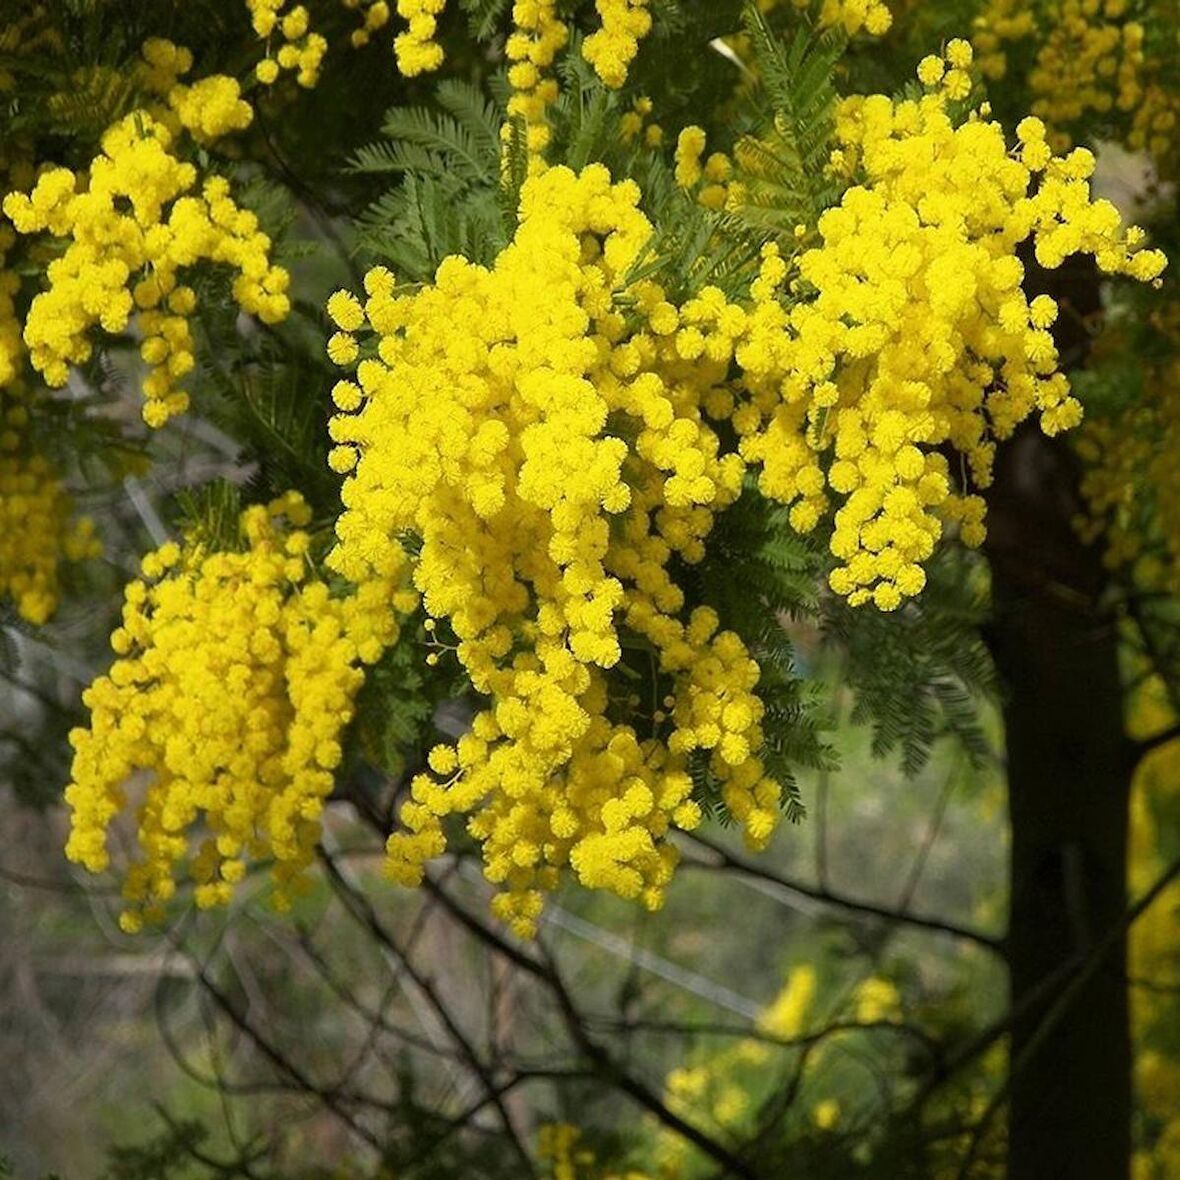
[986,419,1134,1180]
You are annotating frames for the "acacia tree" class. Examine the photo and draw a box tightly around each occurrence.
[2,1,1179,1177]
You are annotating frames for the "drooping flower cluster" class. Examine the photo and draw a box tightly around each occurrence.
[3,112,290,427]
[582,0,652,89]
[325,165,779,935]
[505,0,568,160]
[247,0,446,85]
[314,39,1171,930]
[135,38,255,144]
[63,493,406,930]
[730,42,1166,608]
[0,391,100,625]
[393,0,448,75]
[0,126,102,627]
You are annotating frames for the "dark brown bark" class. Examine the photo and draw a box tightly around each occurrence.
[985,416,1135,1179]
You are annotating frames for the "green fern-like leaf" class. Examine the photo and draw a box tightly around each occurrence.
[360,79,501,186]
[734,4,846,234]
[350,79,508,276]
[458,0,512,40]
[825,548,996,775]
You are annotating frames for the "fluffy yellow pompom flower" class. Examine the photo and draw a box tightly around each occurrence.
[504,0,568,160]
[167,75,253,143]
[136,39,254,145]
[675,125,707,188]
[326,164,779,935]
[393,0,448,76]
[803,0,893,37]
[3,113,290,427]
[63,493,401,929]
[582,0,652,89]
[246,1,328,87]
[674,125,734,210]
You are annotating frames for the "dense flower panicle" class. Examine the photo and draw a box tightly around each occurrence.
[729,45,1165,609]
[0,392,100,625]
[326,165,781,935]
[166,75,254,143]
[582,0,651,89]
[978,0,1145,137]
[972,0,1037,78]
[973,0,1180,169]
[319,45,1167,930]
[504,0,569,160]
[136,39,254,144]
[63,494,407,930]
[393,0,448,75]
[3,112,290,427]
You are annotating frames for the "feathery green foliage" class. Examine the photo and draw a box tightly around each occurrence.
[735,5,846,234]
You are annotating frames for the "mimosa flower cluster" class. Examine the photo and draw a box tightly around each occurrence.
[972,0,1180,165]
[248,0,329,87]
[506,0,652,161]
[247,0,449,85]
[619,95,664,149]
[0,228,21,388]
[729,43,1165,608]
[505,0,568,159]
[243,0,651,156]
[0,392,100,625]
[1000,0,1144,136]
[536,1125,603,1180]
[4,111,290,427]
[325,165,778,935]
[63,494,405,930]
[582,0,651,89]
[798,0,893,37]
[537,962,869,1178]
[135,38,254,144]
[1127,84,1180,180]
[393,0,447,75]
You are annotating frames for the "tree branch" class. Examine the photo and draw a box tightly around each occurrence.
[681,831,1006,956]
